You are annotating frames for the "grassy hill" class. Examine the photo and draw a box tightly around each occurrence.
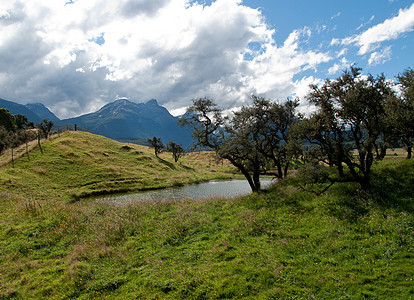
[0,131,413,298]
[0,131,236,201]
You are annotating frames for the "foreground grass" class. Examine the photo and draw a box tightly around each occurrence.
[0,131,236,201]
[0,156,413,298]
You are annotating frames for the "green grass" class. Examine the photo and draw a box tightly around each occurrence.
[0,131,237,201]
[0,133,413,299]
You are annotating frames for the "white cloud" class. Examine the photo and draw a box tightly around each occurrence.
[0,0,331,118]
[337,3,414,55]
[368,46,392,66]
[337,48,348,57]
[328,57,351,74]
[330,12,341,20]
[240,28,331,99]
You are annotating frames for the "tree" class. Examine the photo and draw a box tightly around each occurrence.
[300,67,394,189]
[166,141,186,162]
[385,68,414,159]
[147,137,164,157]
[179,97,300,192]
[0,126,9,154]
[179,97,224,150]
[0,108,16,132]
[36,119,54,139]
[246,96,302,179]
[15,114,34,130]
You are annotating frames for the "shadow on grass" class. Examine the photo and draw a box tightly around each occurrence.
[156,157,196,172]
[255,160,414,223]
[180,164,195,171]
[370,159,414,213]
[156,157,177,170]
[324,160,414,221]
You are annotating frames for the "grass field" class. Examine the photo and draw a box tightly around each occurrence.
[0,131,237,202]
[383,148,409,160]
[0,132,413,299]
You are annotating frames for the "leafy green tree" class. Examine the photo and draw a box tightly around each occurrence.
[36,119,54,139]
[0,126,9,154]
[15,114,34,130]
[179,97,260,191]
[178,97,224,150]
[166,141,186,162]
[0,108,16,132]
[385,68,414,159]
[179,96,300,192]
[147,137,164,157]
[246,96,302,178]
[300,67,394,189]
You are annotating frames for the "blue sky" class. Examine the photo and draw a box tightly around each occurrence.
[241,0,414,79]
[0,0,413,118]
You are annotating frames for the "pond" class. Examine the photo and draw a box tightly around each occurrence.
[93,178,275,205]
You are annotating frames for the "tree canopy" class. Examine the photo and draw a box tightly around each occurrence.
[298,66,394,189]
[36,119,54,139]
[166,141,186,162]
[179,96,301,192]
[0,108,16,132]
[385,68,414,159]
[147,137,164,157]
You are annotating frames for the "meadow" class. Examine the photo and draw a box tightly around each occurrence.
[0,131,237,202]
[0,131,413,299]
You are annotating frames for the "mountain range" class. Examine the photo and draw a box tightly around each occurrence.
[0,97,193,148]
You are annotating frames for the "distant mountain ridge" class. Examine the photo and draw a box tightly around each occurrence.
[25,103,60,123]
[0,98,43,123]
[60,98,193,148]
[0,97,193,148]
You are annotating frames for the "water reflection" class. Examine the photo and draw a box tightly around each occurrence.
[94,178,275,205]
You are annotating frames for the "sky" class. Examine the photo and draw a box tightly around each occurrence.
[0,0,413,118]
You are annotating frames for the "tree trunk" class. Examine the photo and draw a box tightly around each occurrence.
[283,163,289,178]
[276,161,283,179]
[253,168,261,192]
[374,143,387,160]
[407,146,412,159]
[243,169,259,192]
[227,157,260,192]
[360,176,371,190]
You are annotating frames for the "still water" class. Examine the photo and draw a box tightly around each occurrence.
[94,178,275,205]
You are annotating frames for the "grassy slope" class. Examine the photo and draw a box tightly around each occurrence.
[0,131,236,201]
[0,132,413,299]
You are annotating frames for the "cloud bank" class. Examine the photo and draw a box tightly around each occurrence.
[0,0,334,118]
[0,0,413,118]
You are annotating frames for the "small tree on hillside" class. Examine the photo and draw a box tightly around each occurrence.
[166,141,186,162]
[36,119,54,140]
[147,137,164,157]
